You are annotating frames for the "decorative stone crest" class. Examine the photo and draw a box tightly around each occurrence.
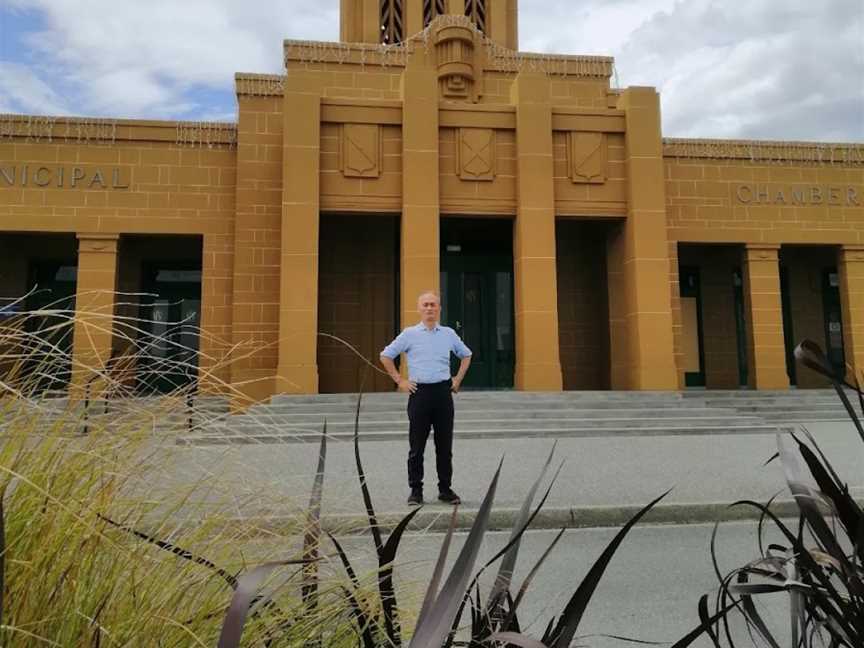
[433,16,484,102]
[458,128,495,181]
[567,132,606,184]
[341,124,381,178]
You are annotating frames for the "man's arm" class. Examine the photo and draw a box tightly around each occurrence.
[380,355,417,393]
[451,355,472,393]
[450,330,473,393]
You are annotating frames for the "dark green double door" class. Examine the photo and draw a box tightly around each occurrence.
[440,220,514,389]
[138,267,201,394]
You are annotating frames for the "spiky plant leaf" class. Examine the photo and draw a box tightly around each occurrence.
[328,532,378,648]
[378,504,424,645]
[548,490,670,648]
[416,507,458,629]
[488,442,558,616]
[216,559,312,648]
[352,393,383,553]
[301,422,327,610]
[408,460,503,648]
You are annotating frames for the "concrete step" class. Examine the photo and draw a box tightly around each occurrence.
[222,415,768,433]
[179,424,789,445]
[238,406,744,422]
[270,391,691,405]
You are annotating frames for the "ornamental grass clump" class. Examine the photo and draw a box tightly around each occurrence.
[0,297,375,646]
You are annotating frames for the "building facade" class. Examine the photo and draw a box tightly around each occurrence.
[1,0,863,403]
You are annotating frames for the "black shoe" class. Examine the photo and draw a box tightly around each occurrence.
[438,489,461,505]
[407,489,423,506]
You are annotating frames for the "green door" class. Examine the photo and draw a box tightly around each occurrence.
[822,268,846,378]
[440,219,514,389]
[138,267,201,394]
[25,261,77,392]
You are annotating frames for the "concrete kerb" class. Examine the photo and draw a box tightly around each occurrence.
[238,498,847,537]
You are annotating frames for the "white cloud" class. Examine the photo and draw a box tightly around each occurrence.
[0,61,69,115]
[1,0,862,141]
[613,0,864,140]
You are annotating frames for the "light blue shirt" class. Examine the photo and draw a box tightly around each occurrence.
[381,322,472,383]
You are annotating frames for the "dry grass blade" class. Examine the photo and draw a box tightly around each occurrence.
[0,498,4,628]
[488,630,549,647]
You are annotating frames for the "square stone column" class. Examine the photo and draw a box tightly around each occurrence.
[511,73,563,391]
[277,76,322,394]
[607,87,677,390]
[838,245,864,381]
[742,244,789,390]
[400,58,440,330]
[71,233,119,390]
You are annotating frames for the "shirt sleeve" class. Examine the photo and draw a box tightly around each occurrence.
[450,330,472,358]
[381,329,409,359]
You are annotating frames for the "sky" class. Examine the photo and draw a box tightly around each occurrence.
[0,0,862,142]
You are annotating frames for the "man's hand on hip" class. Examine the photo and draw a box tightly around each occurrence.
[398,378,418,393]
[451,377,462,393]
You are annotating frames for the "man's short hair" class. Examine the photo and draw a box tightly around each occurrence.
[417,291,440,304]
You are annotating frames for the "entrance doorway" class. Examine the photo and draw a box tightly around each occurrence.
[677,244,748,389]
[440,218,514,389]
[137,266,202,393]
[116,235,202,394]
[0,233,78,393]
[779,246,846,387]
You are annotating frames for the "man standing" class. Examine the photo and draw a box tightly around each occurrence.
[380,292,472,506]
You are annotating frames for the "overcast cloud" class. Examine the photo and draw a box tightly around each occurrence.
[0,0,861,140]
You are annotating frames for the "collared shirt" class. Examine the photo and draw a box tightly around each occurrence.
[381,322,472,384]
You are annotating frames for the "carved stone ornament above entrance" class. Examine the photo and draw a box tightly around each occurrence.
[568,132,607,184]
[433,16,485,102]
[341,124,381,178]
[458,128,496,181]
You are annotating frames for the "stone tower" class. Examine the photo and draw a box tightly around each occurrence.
[340,0,518,49]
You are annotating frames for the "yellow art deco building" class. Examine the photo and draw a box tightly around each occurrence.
[1,0,863,402]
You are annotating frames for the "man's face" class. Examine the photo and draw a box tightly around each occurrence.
[417,293,441,323]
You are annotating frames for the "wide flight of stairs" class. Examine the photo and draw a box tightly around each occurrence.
[4,389,854,442]
[176,388,856,446]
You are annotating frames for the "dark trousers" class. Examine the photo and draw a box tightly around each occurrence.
[407,380,454,492]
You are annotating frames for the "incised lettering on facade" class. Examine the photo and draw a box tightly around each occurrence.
[0,165,130,189]
[734,184,861,206]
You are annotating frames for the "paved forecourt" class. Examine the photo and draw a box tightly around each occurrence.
[157,390,864,532]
